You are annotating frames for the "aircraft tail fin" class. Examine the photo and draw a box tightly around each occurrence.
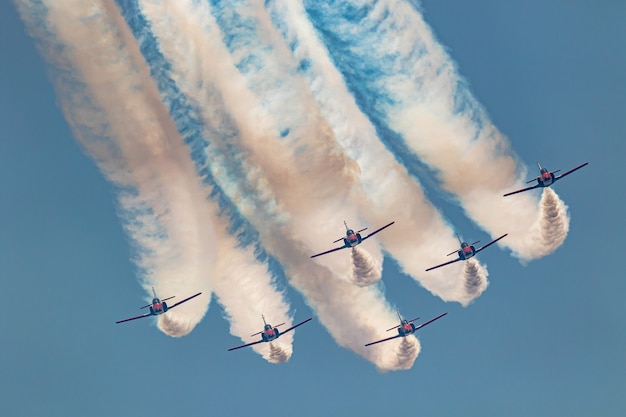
[384,311,404,331]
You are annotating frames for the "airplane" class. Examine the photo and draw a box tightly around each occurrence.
[503,161,589,197]
[310,220,395,258]
[228,315,313,351]
[365,311,448,347]
[115,287,202,324]
[425,233,508,272]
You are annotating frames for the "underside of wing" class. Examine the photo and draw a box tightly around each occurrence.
[413,312,448,331]
[280,317,313,335]
[167,292,202,309]
[503,184,540,197]
[425,258,460,272]
[555,162,589,180]
[476,234,508,253]
[227,339,264,351]
[115,312,152,324]
[310,245,347,258]
[364,334,402,347]
[362,221,395,241]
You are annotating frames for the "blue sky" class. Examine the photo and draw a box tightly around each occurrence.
[1,1,625,416]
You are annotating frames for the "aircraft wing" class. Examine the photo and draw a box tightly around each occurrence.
[425,258,461,272]
[227,339,264,351]
[503,183,540,197]
[362,221,395,241]
[310,245,347,259]
[280,317,313,334]
[364,333,402,347]
[167,292,202,309]
[475,233,508,254]
[115,312,152,324]
[413,312,448,331]
[555,162,588,181]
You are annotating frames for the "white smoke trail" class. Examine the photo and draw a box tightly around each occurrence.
[463,259,488,302]
[261,0,494,304]
[269,343,290,364]
[367,335,420,373]
[394,337,420,371]
[527,188,570,259]
[15,1,295,345]
[211,235,294,363]
[14,0,216,336]
[139,0,418,370]
[112,2,298,360]
[301,0,568,261]
[351,247,382,287]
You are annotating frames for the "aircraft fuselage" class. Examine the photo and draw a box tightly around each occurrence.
[537,169,555,187]
[457,244,477,260]
[397,321,416,337]
[344,230,363,247]
[261,325,280,342]
[149,298,169,315]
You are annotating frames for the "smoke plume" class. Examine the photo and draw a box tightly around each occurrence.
[351,247,382,287]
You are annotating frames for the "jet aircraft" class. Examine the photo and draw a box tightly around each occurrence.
[227,315,313,351]
[365,311,448,347]
[115,288,202,324]
[310,220,395,258]
[425,233,508,272]
[503,161,589,197]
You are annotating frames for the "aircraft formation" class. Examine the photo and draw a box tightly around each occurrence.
[115,161,587,357]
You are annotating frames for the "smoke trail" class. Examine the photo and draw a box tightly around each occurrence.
[269,343,290,364]
[463,259,488,302]
[137,0,418,370]
[528,188,570,258]
[302,0,568,261]
[262,0,492,303]
[14,0,217,336]
[394,337,420,371]
[368,335,420,373]
[351,247,382,287]
[211,236,295,362]
[101,1,298,356]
